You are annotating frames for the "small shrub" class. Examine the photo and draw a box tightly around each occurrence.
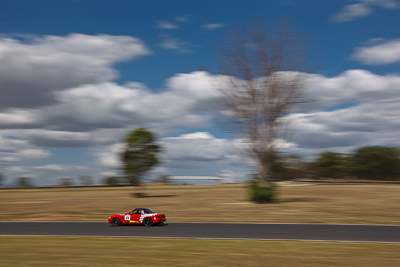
[59,178,73,187]
[249,179,276,203]
[15,177,33,187]
[104,176,119,186]
[158,174,170,184]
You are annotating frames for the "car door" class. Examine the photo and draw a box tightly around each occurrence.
[127,210,141,224]
[130,213,141,224]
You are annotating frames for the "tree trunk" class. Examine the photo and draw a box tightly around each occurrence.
[257,153,273,187]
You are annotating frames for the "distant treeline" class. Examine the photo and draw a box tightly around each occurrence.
[272,146,400,181]
[2,146,400,187]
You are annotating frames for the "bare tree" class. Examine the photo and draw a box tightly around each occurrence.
[218,20,307,187]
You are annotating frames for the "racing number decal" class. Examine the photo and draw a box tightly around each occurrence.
[124,215,130,221]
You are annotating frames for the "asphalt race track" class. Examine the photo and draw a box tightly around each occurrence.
[1,222,400,242]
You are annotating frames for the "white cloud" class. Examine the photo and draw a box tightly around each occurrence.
[6,166,26,173]
[0,33,151,109]
[159,34,192,53]
[0,109,41,127]
[367,0,400,8]
[202,23,224,29]
[34,164,67,171]
[2,61,400,181]
[0,128,109,147]
[94,131,252,177]
[351,39,400,65]
[300,69,400,111]
[2,68,400,159]
[27,130,102,147]
[162,132,249,169]
[175,16,190,23]
[94,143,124,168]
[332,0,399,22]
[176,132,214,139]
[284,100,400,159]
[156,21,178,29]
[276,70,400,158]
[0,71,218,139]
[0,135,51,162]
[4,166,41,181]
[33,164,90,172]
[159,34,182,49]
[332,2,371,22]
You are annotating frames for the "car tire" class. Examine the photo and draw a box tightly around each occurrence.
[112,218,121,226]
[143,218,153,227]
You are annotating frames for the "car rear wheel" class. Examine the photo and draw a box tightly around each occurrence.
[112,218,121,226]
[143,218,153,227]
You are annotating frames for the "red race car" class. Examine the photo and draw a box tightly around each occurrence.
[108,208,166,227]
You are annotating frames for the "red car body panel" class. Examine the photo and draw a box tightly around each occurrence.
[108,208,166,225]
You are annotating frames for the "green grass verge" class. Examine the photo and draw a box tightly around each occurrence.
[1,236,399,266]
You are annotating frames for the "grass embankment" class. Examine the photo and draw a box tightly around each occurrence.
[1,236,399,266]
[1,183,399,224]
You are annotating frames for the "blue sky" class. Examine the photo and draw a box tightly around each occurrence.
[1,0,400,185]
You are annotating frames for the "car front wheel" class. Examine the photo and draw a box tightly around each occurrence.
[143,218,153,227]
[112,218,121,226]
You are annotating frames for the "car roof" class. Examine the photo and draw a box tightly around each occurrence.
[134,208,153,211]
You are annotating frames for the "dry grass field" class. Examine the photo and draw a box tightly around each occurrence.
[1,236,399,266]
[1,183,399,224]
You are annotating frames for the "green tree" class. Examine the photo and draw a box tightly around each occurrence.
[104,176,120,186]
[15,177,32,187]
[351,146,400,180]
[0,172,4,186]
[120,128,161,187]
[311,152,350,179]
[272,154,305,180]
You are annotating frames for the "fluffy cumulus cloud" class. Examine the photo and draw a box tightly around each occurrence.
[94,131,253,180]
[162,132,241,164]
[94,143,124,168]
[285,102,400,158]
[2,31,400,183]
[281,69,400,158]
[0,135,51,163]
[351,39,400,65]
[3,67,400,179]
[0,33,151,109]
[301,69,400,110]
[331,0,399,22]
[0,71,218,136]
